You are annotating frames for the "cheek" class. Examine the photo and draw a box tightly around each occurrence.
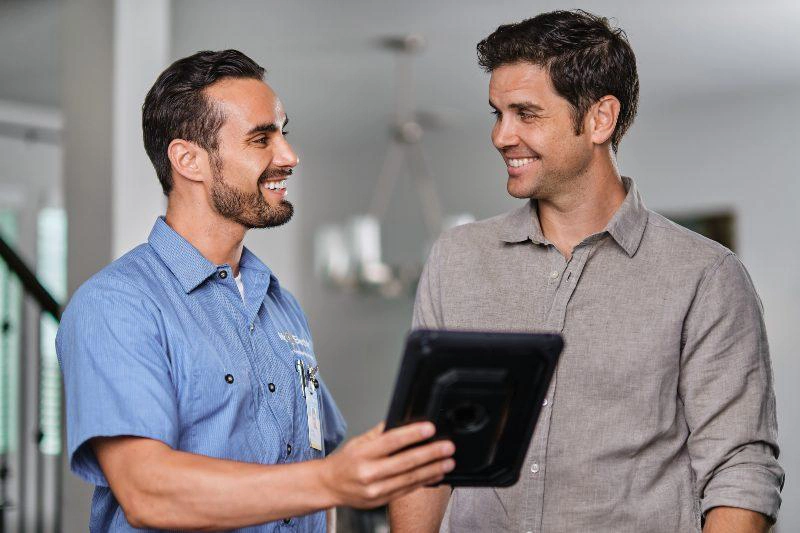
[548,121,583,151]
[249,159,268,177]
[552,136,593,171]
[235,155,271,181]
[520,129,549,153]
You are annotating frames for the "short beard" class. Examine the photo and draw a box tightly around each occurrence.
[209,153,294,229]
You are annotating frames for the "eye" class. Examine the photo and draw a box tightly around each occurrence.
[281,130,289,137]
[519,111,538,121]
[253,136,268,145]
[490,109,501,118]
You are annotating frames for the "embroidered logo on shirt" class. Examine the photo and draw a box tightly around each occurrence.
[278,331,314,357]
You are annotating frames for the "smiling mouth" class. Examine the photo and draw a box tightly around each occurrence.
[506,157,539,168]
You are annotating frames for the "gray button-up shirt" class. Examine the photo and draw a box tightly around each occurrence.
[414,178,783,533]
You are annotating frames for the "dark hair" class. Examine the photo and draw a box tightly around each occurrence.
[477,10,639,152]
[142,49,266,195]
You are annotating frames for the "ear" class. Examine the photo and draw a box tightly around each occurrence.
[167,139,209,185]
[588,95,621,146]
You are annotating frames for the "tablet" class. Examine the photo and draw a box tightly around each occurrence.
[385,329,563,487]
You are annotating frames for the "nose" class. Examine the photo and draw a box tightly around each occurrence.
[492,116,519,151]
[273,136,299,169]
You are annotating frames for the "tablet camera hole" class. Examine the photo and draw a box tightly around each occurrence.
[447,401,489,434]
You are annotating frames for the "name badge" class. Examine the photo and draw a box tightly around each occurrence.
[296,360,323,451]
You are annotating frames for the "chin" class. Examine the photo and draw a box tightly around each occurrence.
[507,178,540,200]
[264,200,295,228]
[241,200,295,229]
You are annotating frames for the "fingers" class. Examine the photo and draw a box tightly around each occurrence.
[381,475,450,507]
[329,422,456,510]
[371,440,455,480]
[364,421,386,440]
[343,421,385,450]
[361,422,436,458]
[365,457,455,507]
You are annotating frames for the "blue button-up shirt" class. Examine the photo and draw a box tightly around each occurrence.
[57,218,347,532]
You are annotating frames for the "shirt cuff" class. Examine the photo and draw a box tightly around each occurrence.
[70,428,178,487]
[701,465,784,522]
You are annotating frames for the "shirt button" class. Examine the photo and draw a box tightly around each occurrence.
[531,462,540,474]
[542,398,549,407]
[249,323,255,333]
[268,383,276,393]
[549,270,559,279]
[286,443,292,455]
[218,270,228,279]
[224,374,234,384]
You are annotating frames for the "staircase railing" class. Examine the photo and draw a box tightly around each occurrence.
[0,233,62,533]
[0,237,61,322]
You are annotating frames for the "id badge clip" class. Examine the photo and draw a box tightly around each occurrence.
[296,359,323,451]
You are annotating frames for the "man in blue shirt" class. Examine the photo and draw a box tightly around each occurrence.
[56,49,455,532]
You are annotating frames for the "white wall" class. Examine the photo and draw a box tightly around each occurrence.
[0,100,63,255]
[112,0,170,258]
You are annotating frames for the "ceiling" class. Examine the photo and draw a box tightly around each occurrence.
[0,0,60,107]
[0,0,798,109]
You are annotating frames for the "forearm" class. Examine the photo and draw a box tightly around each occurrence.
[96,422,455,531]
[105,444,334,530]
[703,507,771,533]
[388,485,451,533]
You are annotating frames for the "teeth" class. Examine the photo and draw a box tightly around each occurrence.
[264,180,287,190]
[508,157,537,168]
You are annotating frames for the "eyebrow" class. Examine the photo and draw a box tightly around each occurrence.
[246,115,289,136]
[489,100,544,112]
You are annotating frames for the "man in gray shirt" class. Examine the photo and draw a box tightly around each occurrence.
[388,10,783,533]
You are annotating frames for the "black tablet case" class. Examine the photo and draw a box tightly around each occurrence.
[385,329,563,487]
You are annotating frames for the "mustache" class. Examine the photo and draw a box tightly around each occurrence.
[258,167,293,185]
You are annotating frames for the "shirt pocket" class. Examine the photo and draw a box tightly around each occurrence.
[187,353,261,461]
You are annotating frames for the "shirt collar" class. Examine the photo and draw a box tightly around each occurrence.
[148,217,280,294]
[499,176,648,257]
[239,245,282,296]
[605,177,648,257]
[498,201,546,244]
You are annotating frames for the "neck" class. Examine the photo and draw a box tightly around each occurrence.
[165,192,247,276]
[537,157,626,260]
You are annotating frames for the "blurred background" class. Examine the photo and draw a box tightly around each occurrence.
[0,0,797,531]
